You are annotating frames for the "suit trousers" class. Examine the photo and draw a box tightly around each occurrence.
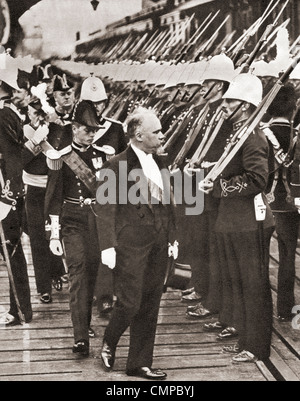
[104,224,168,371]
[25,185,65,294]
[61,203,99,343]
[1,199,32,321]
[274,212,300,317]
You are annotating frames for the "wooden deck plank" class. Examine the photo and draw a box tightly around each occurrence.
[2,233,299,381]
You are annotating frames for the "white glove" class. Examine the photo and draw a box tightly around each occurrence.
[49,239,64,256]
[168,240,179,260]
[101,247,116,270]
[0,202,12,221]
[30,124,49,145]
[198,179,214,194]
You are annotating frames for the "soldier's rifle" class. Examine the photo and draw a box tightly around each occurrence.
[174,12,213,63]
[169,103,210,172]
[152,29,175,61]
[144,30,167,58]
[211,30,237,57]
[238,0,290,71]
[201,52,300,187]
[121,33,149,60]
[135,30,161,60]
[0,167,25,324]
[290,35,300,55]
[177,10,220,62]
[159,14,195,60]
[113,33,137,60]
[128,32,151,59]
[258,18,291,60]
[163,103,199,151]
[200,15,231,58]
[185,106,226,171]
[227,0,281,62]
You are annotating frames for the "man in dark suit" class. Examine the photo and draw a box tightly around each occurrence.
[96,107,178,380]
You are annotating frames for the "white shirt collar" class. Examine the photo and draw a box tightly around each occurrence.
[130,144,164,190]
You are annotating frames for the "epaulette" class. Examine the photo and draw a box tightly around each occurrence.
[59,145,72,156]
[92,144,115,156]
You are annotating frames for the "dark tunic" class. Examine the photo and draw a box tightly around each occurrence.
[0,102,32,321]
[265,118,299,318]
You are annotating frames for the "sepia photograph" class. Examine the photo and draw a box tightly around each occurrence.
[0,0,300,384]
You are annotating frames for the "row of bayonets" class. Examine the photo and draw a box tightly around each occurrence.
[82,0,298,64]
[58,0,300,184]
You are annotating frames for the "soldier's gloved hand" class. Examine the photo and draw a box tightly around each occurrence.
[168,240,179,260]
[30,124,49,146]
[101,247,116,270]
[198,179,214,194]
[0,202,12,221]
[49,239,64,256]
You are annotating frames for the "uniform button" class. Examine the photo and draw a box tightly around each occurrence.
[78,190,82,193]
[138,212,145,218]
[77,183,81,186]
[136,204,141,209]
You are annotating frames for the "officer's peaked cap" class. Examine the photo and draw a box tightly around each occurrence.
[72,100,100,129]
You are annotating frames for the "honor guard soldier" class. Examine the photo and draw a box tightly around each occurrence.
[0,55,32,326]
[80,73,127,155]
[200,73,274,363]
[22,93,65,304]
[45,100,115,356]
[184,55,237,328]
[264,83,299,322]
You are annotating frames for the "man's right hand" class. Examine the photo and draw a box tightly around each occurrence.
[101,247,116,269]
[50,239,64,256]
[0,202,12,221]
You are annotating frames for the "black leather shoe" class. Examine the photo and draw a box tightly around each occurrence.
[127,367,167,380]
[72,340,89,357]
[40,293,52,304]
[101,341,115,371]
[88,327,96,338]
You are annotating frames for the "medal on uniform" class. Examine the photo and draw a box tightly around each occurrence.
[92,157,103,170]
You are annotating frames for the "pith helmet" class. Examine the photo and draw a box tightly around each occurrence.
[223,73,263,107]
[201,54,236,83]
[80,73,108,102]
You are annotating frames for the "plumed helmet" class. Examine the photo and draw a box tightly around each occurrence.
[72,100,100,129]
[80,74,108,102]
[53,73,74,92]
[37,64,54,82]
[222,73,263,107]
[201,54,236,83]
